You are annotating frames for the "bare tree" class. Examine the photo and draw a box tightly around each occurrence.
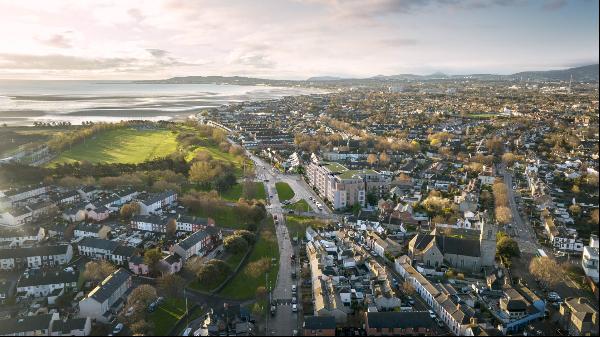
[529,257,563,287]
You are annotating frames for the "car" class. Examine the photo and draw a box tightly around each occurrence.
[156,297,164,304]
[147,302,158,312]
[288,210,294,214]
[292,296,297,304]
[125,306,135,317]
[407,296,415,305]
[182,327,192,336]
[270,305,276,316]
[112,323,124,335]
[292,285,297,293]
[428,310,436,319]
[436,318,444,328]
[292,330,298,336]
[292,304,298,312]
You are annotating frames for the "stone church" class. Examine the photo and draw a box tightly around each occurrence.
[408,220,497,273]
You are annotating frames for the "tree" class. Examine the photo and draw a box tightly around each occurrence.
[379,152,390,165]
[367,153,378,165]
[591,209,599,225]
[568,204,581,217]
[127,284,157,312]
[130,320,154,335]
[196,259,231,286]
[214,172,237,192]
[144,248,163,275]
[402,280,416,296]
[234,230,256,245]
[224,235,249,254]
[83,261,116,284]
[166,218,177,237]
[189,161,216,185]
[496,232,520,260]
[120,202,141,220]
[501,152,517,166]
[529,256,563,287]
[157,274,186,298]
[495,206,513,225]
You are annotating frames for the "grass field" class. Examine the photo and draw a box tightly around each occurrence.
[49,128,178,165]
[219,219,279,300]
[285,215,330,239]
[149,298,189,335]
[219,182,267,202]
[284,199,311,212]
[275,182,295,201]
[191,204,256,230]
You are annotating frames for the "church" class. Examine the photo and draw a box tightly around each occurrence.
[408,220,497,273]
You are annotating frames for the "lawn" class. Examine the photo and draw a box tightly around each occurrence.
[219,219,279,300]
[284,199,311,212]
[149,298,189,335]
[219,182,266,202]
[191,204,255,230]
[49,128,178,165]
[275,182,295,201]
[285,215,330,240]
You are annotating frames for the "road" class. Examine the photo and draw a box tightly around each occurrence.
[502,167,539,255]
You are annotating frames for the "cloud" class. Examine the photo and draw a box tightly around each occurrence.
[35,32,73,48]
[542,0,567,11]
[379,37,419,46]
[311,0,523,18]
[146,49,169,58]
[0,52,200,72]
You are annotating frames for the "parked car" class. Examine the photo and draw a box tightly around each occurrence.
[292,285,297,293]
[292,296,297,304]
[112,323,124,335]
[428,310,436,319]
[407,296,415,305]
[292,304,298,312]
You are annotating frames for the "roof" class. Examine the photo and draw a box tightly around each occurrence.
[140,190,176,205]
[75,222,106,233]
[112,245,136,258]
[78,237,118,251]
[85,268,130,304]
[17,269,78,288]
[435,236,481,257]
[51,318,89,333]
[0,314,54,335]
[132,214,166,224]
[0,245,70,259]
[177,228,219,250]
[366,311,434,329]
[303,316,336,330]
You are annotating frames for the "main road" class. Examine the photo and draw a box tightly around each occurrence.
[502,166,539,255]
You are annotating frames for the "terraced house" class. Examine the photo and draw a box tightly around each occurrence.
[0,245,73,270]
[16,268,78,299]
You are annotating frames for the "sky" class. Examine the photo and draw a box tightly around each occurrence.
[0,0,598,80]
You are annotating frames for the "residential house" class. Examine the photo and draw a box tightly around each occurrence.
[138,190,177,215]
[559,297,599,336]
[50,317,92,336]
[79,268,132,323]
[0,245,73,270]
[16,268,78,299]
[303,316,336,336]
[582,235,599,283]
[172,227,222,261]
[365,311,435,336]
[0,313,57,336]
[73,223,111,239]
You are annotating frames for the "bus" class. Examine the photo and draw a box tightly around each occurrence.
[536,248,548,258]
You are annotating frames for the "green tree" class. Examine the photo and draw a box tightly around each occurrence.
[224,235,249,254]
[143,248,163,275]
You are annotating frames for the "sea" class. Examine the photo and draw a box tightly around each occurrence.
[0,80,323,126]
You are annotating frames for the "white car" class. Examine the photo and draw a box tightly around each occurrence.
[112,323,124,335]
[428,310,436,319]
[292,304,298,312]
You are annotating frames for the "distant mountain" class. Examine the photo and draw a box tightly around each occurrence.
[139,64,598,87]
[307,76,345,81]
[511,64,598,82]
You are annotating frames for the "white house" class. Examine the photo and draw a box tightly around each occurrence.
[138,190,177,215]
[0,227,45,247]
[172,227,222,261]
[3,185,48,204]
[582,235,599,283]
[79,268,132,323]
[0,245,73,270]
[17,269,78,298]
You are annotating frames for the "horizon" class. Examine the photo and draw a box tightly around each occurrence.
[0,0,598,80]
